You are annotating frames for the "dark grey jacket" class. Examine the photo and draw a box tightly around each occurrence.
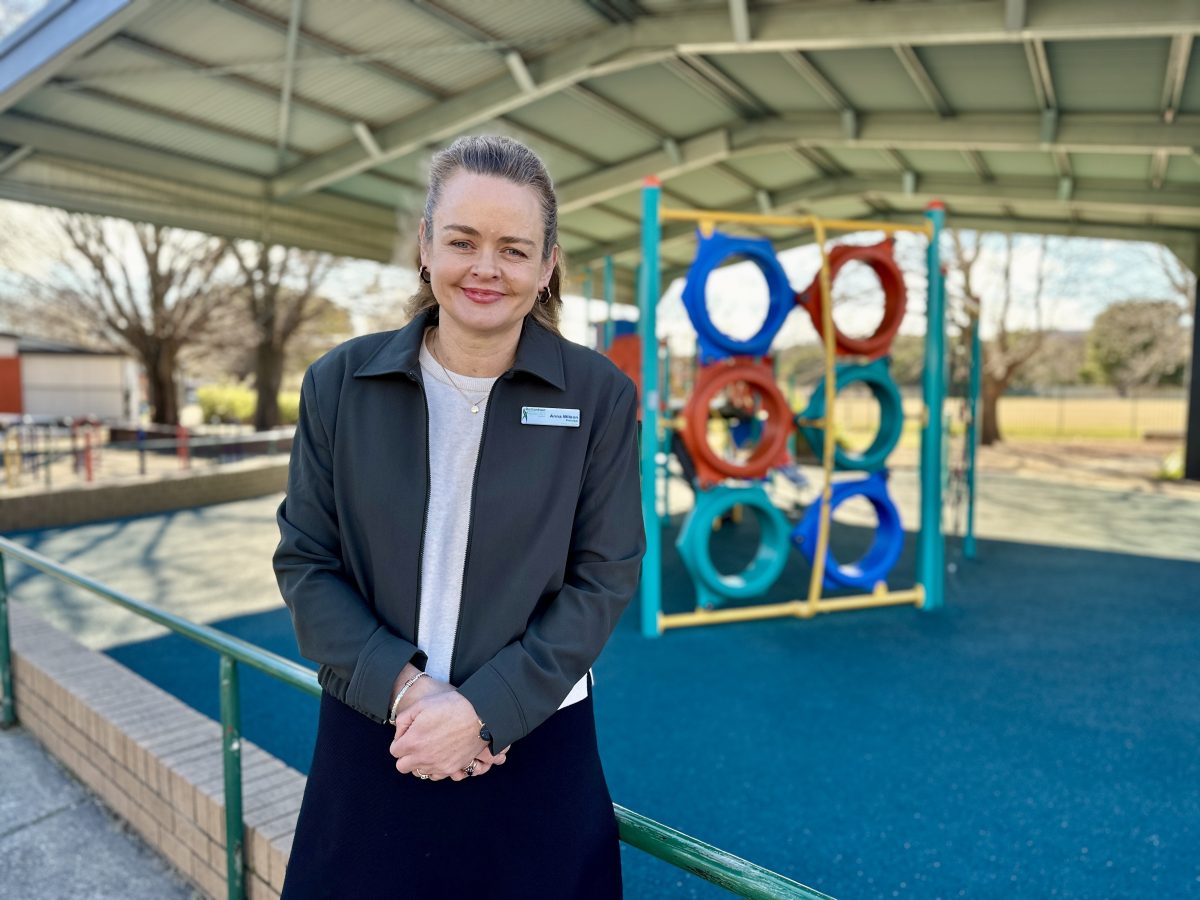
[273,309,645,752]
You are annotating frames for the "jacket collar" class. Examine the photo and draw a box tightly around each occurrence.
[352,307,566,391]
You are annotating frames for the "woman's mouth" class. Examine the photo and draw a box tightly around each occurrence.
[462,288,504,303]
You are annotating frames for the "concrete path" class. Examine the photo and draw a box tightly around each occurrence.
[0,725,195,899]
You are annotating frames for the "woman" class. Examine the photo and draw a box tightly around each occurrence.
[274,135,645,899]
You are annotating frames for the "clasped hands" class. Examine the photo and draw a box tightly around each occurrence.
[388,666,511,782]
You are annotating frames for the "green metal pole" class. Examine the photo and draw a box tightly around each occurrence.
[0,555,14,728]
[219,654,245,900]
[659,339,670,518]
[919,203,947,610]
[640,179,662,638]
[604,255,616,351]
[964,314,981,560]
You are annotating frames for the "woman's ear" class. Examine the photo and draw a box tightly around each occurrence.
[542,243,560,287]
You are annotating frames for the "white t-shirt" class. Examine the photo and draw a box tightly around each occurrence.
[416,333,589,710]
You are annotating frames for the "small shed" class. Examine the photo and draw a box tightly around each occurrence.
[0,332,139,422]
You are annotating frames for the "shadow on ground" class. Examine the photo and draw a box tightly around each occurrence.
[104,518,1200,899]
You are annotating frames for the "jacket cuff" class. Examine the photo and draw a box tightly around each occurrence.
[347,626,427,722]
[457,662,527,753]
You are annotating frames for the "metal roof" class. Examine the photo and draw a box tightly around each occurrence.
[0,0,1198,300]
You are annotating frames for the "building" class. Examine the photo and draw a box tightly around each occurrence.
[0,333,140,423]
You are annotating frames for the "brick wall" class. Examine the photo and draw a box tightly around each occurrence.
[3,603,303,899]
[0,460,288,532]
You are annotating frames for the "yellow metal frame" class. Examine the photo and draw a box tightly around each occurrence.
[660,207,933,630]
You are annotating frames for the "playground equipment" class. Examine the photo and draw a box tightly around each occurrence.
[637,178,959,636]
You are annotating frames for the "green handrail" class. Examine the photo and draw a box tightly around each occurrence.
[0,536,832,900]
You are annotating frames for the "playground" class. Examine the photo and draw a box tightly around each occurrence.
[6,197,1200,898]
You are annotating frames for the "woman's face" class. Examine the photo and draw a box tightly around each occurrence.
[420,170,557,342]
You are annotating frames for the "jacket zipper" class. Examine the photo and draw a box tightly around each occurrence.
[447,375,501,685]
[409,370,432,646]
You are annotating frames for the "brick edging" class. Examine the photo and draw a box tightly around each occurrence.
[3,603,302,900]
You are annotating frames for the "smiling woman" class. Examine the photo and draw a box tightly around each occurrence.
[273,135,645,899]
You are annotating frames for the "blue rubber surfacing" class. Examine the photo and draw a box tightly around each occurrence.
[98,516,1200,900]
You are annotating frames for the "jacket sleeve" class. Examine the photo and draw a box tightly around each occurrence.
[274,365,427,723]
[457,379,645,751]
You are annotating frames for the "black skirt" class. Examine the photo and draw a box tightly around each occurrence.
[281,684,622,900]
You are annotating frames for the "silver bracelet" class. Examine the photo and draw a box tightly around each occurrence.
[388,671,429,724]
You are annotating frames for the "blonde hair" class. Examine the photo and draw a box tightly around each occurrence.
[405,135,563,334]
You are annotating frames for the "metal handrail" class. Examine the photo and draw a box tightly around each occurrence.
[0,536,832,900]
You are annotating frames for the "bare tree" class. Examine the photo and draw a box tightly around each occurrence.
[226,242,334,430]
[946,230,1052,445]
[1,213,229,424]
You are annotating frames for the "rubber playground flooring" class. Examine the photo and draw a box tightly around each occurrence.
[6,470,1200,899]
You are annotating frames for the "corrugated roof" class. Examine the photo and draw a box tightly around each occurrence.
[0,0,1193,295]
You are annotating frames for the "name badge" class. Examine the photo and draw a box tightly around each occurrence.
[521,406,580,427]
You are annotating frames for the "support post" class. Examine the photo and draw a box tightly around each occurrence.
[1184,238,1200,481]
[640,180,663,638]
[0,555,14,728]
[919,203,947,609]
[582,268,595,348]
[219,655,245,900]
[604,255,616,352]
[964,312,981,560]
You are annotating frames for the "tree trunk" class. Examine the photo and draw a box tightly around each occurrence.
[145,347,179,425]
[253,340,284,431]
[980,373,1004,446]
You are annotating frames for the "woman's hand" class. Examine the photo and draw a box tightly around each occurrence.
[389,691,492,781]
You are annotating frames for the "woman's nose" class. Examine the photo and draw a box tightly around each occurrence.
[471,254,501,279]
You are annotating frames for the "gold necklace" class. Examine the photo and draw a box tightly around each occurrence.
[427,328,491,414]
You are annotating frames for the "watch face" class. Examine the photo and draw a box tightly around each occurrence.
[479,725,493,743]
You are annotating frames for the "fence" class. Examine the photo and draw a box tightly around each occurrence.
[0,537,831,900]
[0,424,295,491]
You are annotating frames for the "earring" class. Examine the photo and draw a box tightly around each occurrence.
[419,265,431,284]
[537,287,551,303]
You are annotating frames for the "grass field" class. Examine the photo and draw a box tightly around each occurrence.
[825,393,1187,441]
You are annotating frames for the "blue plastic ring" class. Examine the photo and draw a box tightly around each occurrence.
[682,230,794,362]
[790,471,904,591]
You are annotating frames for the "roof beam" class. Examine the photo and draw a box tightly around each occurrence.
[1162,34,1194,124]
[275,0,303,170]
[1150,150,1169,191]
[728,0,751,43]
[272,26,667,197]
[779,51,852,112]
[893,45,953,117]
[732,112,1200,157]
[632,0,1200,52]
[0,0,155,114]
[1005,0,1027,31]
[0,144,33,176]
[667,55,772,118]
[962,149,994,182]
[557,128,730,213]
[0,111,397,226]
[1023,39,1057,111]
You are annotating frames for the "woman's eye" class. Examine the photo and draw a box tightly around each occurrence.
[504,247,527,258]
[450,240,471,249]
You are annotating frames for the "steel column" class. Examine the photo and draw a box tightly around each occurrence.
[604,255,616,351]
[919,203,947,609]
[964,312,982,559]
[639,179,663,638]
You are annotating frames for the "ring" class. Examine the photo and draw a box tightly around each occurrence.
[414,769,431,780]
[463,760,478,777]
